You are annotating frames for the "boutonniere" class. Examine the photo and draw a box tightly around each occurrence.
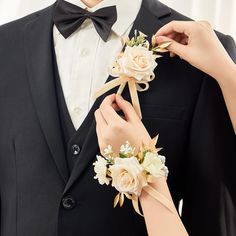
[93,136,175,216]
[93,30,171,118]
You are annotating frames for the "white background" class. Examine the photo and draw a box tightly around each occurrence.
[0,0,236,40]
[1,0,235,215]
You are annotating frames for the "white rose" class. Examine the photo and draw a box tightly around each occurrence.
[142,152,165,177]
[109,157,147,196]
[93,155,110,185]
[112,45,157,82]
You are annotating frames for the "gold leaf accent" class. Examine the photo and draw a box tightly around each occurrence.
[151,35,156,47]
[154,48,169,53]
[155,55,163,59]
[152,134,159,146]
[120,37,126,47]
[107,170,112,177]
[114,193,120,208]
[138,31,147,38]
[132,195,143,216]
[125,193,133,200]
[158,41,172,49]
[119,193,125,207]
[145,40,150,49]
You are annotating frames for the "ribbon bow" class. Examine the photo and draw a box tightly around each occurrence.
[94,75,151,119]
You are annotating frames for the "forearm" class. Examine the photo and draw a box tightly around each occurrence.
[140,177,188,236]
[214,62,236,134]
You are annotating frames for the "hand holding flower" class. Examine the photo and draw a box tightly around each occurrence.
[155,20,236,134]
[94,93,151,156]
[155,20,235,83]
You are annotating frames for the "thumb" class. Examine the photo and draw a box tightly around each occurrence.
[156,36,188,60]
[115,95,140,122]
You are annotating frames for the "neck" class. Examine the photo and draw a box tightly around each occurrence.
[81,0,103,8]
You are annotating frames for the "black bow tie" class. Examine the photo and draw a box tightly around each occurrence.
[53,0,117,42]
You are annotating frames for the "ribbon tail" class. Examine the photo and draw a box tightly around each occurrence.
[128,80,142,119]
[143,185,176,214]
[93,77,126,100]
[117,81,127,95]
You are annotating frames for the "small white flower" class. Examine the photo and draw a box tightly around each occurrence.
[93,155,110,185]
[109,157,147,196]
[142,152,165,177]
[158,155,166,164]
[104,145,113,156]
[162,166,169,179]
[120,141,135,155]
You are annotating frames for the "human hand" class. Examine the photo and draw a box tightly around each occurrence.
[155,20,235,81]
[94,94,151,155]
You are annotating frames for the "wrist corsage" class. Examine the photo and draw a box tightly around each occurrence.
[93,135,175,215]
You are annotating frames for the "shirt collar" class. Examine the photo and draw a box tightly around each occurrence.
[65,0,142,37]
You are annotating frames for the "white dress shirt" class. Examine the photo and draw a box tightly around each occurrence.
[53,0,142,130]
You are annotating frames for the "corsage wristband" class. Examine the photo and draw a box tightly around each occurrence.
[93,135,176,215]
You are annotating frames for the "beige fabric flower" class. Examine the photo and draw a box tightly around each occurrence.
[93,155,110,185]
[109,157,147,196]
[142,152,165,177]
[111,45,158,82]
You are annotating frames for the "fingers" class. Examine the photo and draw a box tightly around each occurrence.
[96,94,127,130]
[155,20,193,37]
[96,94,140,127]
[95,123,107,155]
[94,108,107,130]
[155,35,188,59]
[115,94,140,122]
[99,94,123,124]
[198,20,212,29]
[95,109,107,152]
[112,102,121,112]
[155,21,191,59]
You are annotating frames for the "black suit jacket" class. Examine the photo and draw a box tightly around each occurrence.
[0,0,236,235]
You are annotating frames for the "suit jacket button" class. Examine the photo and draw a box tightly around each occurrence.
[62,196,76,210]
[71,144,80,155]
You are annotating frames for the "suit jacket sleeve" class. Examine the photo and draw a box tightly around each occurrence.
[182,35,236,236]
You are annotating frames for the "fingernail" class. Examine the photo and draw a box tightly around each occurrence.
[116,94,124,100]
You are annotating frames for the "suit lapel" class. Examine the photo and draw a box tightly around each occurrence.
[63,0,172,194]
[24,3,69,183]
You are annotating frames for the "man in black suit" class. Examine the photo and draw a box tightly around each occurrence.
[0,0,235,235]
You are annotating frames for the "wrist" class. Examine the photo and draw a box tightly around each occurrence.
[212,60,236,85]
[140,177,172,201]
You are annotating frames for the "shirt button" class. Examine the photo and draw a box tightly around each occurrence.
[81,48,89,56]
[62,196,76,210]
[71,144,80,155]
[73,107,82,114]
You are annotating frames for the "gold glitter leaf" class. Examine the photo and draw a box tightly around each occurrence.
[119,193,125,207]
[158,41,172,49]
[114,193,120,208]
[151,35,157,47]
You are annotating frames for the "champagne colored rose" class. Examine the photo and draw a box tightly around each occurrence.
[111,45,158,82]
[109,157,147,196]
